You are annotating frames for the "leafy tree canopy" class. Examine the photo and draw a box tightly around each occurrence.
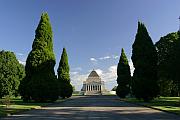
[0,50,25,98]
[155,32,179,96]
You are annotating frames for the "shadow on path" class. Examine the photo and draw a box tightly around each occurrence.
[2,95,180,120]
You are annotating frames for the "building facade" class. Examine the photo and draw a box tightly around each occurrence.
[81,70,105,95]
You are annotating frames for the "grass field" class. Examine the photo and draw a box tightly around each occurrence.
[122,97,180,115]
[0,97,64,117]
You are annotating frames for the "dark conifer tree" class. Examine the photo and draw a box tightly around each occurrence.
[116,48,131,98]
[57,48,73,99]
[131,22,159,101]
[19,13,58,102]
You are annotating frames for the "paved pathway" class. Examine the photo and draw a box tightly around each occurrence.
[2,95,180,120]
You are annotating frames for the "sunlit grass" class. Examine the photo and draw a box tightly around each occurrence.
[122,97,180,115]
[0,97,64,116]
[0,104,41,116]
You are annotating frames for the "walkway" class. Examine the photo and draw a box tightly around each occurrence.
[2,95,180,120]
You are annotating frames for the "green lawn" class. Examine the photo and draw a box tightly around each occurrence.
[0,97,64,117]
[122,97,180,115]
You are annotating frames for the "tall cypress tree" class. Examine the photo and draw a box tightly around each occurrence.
[131,22,159,101]
[57,48,73,99]
[19,13,58,102]
[116,48,131,98]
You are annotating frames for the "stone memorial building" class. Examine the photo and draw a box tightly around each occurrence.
[81,70,105,95]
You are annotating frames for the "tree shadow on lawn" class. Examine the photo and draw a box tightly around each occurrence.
[0,106,28,117]
[0,98,50,117]
[2,98,54,108]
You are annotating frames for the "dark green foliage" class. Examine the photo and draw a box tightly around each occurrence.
[111,86,117,91]
[59,83,73,98]
[116,48,131,98]
[19,13,58,102]
[155,32,179,96]
[57,48,73,99]
[174,31,180,96]
[0,50,25,98]
[116,85,129,98]
[131,22,159,101]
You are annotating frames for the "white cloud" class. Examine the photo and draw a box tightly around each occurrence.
[95,69,103,75]
[108,65,117,73]
[72,59,116,91]
[70,58,135,91]
[70,59,135,91]
[70,72,88,91]
[100,65,117,90]
[18,60,26,65]
[71,67,82,71]
[94,66,117,90]
[70,66,117,91]
[99,56,111,60]
[102,65,117,83]
[90,57,97,62]
[112,55,119,59]
[16,53,24,56]
[129,59,135,76]
[90,55,119,62]
[70,71,79,75]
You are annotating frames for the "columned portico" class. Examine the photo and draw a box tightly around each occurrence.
[86,84,101,91]
[81,70,105,95]
[86,85,101,91]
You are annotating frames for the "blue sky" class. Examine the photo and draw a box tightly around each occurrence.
[0,0,180,90]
